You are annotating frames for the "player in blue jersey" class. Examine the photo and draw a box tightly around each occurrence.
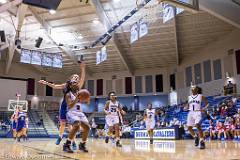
[16,106,27,142]
[11,111,18,140]
[38,63,86,149]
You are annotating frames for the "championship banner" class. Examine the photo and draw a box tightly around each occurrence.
[139,18,148,38]
[135,128,176,139]
[162,3,175,23]
[130,22,139,44]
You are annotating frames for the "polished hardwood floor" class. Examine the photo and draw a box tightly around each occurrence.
[0,138,240,160]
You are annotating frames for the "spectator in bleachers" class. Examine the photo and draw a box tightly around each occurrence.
[224,81,237,95]
[224,117,233,140]
[156,121,161,129]
[170,118,180,126]
[233,109,240,118]
[220,105,227,119]
[208,120,216,140]
[234,117,240,140]
[216,121,226,140]
[161,121,166,127]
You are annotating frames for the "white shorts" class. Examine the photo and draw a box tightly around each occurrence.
[67,111,89,125]
[145,119,155,130]
[106,115,119,127]
[187,111,202,127]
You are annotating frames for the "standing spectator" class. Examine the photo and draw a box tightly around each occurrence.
[224,81,236,95]
[139,121,145,129]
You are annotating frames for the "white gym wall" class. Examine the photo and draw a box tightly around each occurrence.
[0,78,27,110]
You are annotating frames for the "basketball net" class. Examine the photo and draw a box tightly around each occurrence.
[136,0,164,24]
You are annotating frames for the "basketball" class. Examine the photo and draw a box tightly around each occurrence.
[78,89,90,103]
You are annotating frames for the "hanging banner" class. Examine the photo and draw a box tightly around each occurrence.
[96,50,101,65]
[176,0,190,15]
[163,3,175,23]
[130,22,139,44]
[101,46,107,62]
[139,18,148,38]
[96,46,108,65]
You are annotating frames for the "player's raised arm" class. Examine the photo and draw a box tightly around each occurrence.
[77,62,86,89]
[38,80,66,90]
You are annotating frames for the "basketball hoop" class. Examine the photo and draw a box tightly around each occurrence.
[8,92,28,112]
[136,0,163,24]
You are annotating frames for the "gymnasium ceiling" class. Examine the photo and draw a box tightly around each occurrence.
[0,0,239,76]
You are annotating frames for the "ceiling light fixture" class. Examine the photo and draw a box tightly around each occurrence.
[113,0,120,3]
[93,19,100,24]
[49,9,56,14]
[0,0,7,4]
[78,34,83,39]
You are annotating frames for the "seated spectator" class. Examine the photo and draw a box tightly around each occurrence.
[161,121,166,127]
[233,117,240,140]
[233,109,240,118]
[170,118,180,126]
[224,117,233,140]
[216,121,226,140]
[208,120,217,140]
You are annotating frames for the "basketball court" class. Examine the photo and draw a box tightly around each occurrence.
[1,0,240,160]
[0,139,240,160]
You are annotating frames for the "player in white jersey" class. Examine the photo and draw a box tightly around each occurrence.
[63,80,90,153]
[144,103,157,144]
[104,92,125,147]
[187,86,209,149]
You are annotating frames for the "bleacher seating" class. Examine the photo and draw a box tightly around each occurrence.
[27,110,48,138]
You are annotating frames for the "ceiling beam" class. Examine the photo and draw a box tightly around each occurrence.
[29,7,93,75]
[199,2,240,29]
[0,0,22,13]
[91,0,134,75]
[5,3,28,74]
